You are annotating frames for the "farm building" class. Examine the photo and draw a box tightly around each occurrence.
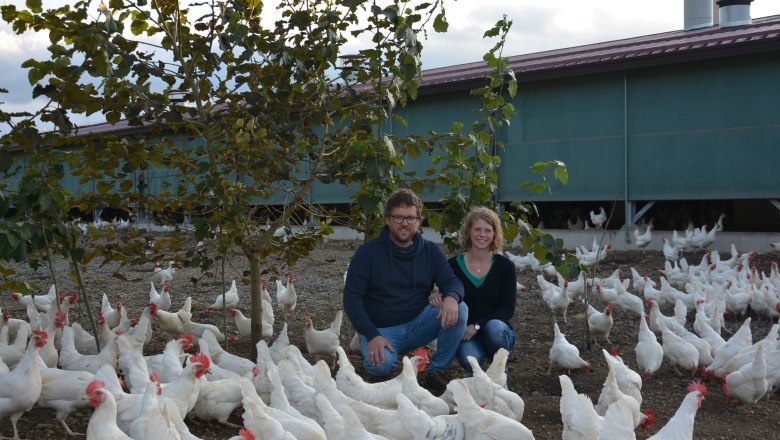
[15,1,780,238]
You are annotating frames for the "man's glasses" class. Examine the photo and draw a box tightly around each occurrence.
[389,215,421,225]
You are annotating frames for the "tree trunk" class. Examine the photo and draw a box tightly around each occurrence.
[248,252,264,361]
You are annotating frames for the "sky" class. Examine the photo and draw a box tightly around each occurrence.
[2,0,780,128]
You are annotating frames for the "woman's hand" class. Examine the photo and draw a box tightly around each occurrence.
[463,324,478,341]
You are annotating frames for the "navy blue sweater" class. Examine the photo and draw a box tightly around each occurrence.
[343,226,465,341]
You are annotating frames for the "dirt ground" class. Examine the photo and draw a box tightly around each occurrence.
[2,233,780,439]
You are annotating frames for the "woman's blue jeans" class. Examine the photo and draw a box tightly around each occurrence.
[456,319,515,371]
[360,302,468,376]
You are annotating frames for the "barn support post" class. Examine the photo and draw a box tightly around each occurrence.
[623,71,631,243]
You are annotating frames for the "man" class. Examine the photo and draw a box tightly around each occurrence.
[343,188,467,396]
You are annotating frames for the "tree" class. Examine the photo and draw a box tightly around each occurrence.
[0,0,471,356]
[0,1,576,357]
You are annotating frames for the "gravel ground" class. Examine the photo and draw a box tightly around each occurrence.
[2,233,780,439]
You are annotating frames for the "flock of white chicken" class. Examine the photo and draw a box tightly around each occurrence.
[2,227,779,440]
[504,228,780,439]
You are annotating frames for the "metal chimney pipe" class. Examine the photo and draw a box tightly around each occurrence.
[717,0,753,28]
[684,0,714,31]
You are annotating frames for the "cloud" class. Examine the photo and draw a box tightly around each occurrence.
[0,25,51,106]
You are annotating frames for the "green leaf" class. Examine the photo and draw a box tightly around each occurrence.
[530,162,547,173]
[25,0,42,12]
[433,13,448,32]
[554,165,568,185]
[131,19,148,36]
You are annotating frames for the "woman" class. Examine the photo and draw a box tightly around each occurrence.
[448,206,517,371]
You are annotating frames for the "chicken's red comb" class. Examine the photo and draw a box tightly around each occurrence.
[86,380,105,396]
[288,273,294,281]
[179,333,193,346]
[67,290,78,303]
[640,408,656,429]
[228,308,237,316]
[239,428,255,440]
[261,280,267,287]
[56,311,67,322]
[411,347,430,372]
[687,379,708,396]
[609,347,619,357]
[32,329,48,340]
[149,373,159,383]
[190,353,210,369]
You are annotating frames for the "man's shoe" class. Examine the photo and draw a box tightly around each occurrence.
[421,371,449,397]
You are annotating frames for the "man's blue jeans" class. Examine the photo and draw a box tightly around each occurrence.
[456,319,515,371]
[360,302,468,376]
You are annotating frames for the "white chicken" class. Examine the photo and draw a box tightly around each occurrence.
[314,393,385,440]
[154,296,192,337]
[549,323,591,374]
[9,285,56,313]
[161,352,211,419]
[559,374,603,440]
[603,348,643,405]
[181,309,227,343]
[59,326,119,374]
[149,281,172,312]
[275,358,319,421]
[558,374,604,440]
[83,380,133,440]
[705,317,753,376]
[275,273,297,320]
[662,237,680,262]
[37,357,96,435]
[0,306,30,343]
[146,333,192,383]
[634,316,664,380]
[465,356,525,422]
[303,313,340,362]
[595,361,651,430]
[587,304,614,347]
[634,223,653,248]
[657,317,699,375]
[127,380,181,439]
[153,260,176,285]
[448,378,535,440]
[597,398,638,440]
[395,392,464,440]
[192,375,246,427]
[722,343,767,404]
[208,279,240,311]
[541,278,573,323]
[0,324,30,369]
[590,206,607,229]
[646,380,707,440]
[201,329,255,376]
[0,330,48,440]
[398,356,450,417]
[101,293,124,330]
[614,282,646,316]
[335,346,400,408]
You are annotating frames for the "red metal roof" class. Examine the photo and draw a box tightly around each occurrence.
[419,14,780,92]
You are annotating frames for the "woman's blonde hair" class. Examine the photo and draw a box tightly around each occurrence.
[459,206,504,252]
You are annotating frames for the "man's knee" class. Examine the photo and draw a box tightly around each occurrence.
[364,358,397,376]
